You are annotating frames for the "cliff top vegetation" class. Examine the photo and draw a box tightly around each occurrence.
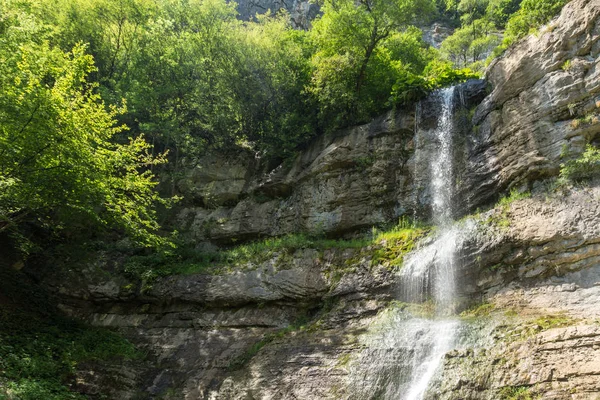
[0,0,569,258]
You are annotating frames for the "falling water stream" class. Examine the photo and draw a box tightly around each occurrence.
[398,86,460,400]
[349,86,473,400]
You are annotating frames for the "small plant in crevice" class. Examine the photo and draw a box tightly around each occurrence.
[369,223,430,271]
[498,188,531,209]
[500,313,578,342]
[460,302,496,319]
[570,112,600,130]
[499,385,536,400]
[561,59,572,71]
[485,189,531,229]
[557,144,600,184]
[354,155,377,169]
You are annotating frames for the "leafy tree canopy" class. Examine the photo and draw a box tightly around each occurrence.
[0,4,173,253]
[439,0,568,72]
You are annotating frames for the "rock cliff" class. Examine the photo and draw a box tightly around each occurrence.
[463,0,600,209]
[175,81,486,245]
[35,0,600,399]
[46,184,600,399]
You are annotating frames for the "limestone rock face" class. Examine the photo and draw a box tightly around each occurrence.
[461,0,600,209]
[49,185,600,399]
[235,0,318,29]
[49,244,392,399]
[176,82,486,245]
[177,110,419,243]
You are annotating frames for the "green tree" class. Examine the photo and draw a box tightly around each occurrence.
[485,0,521,28]
[504,0,567,40]
[441,18,499,69]
[0,7,171,251]
[308,0,436,128]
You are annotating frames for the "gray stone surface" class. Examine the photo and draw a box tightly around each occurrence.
[176,81,487,244]
[51,184,600,399]
[461,0,600,209]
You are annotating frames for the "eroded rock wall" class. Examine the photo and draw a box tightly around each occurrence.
[175,82,486,245]
[462,0,600,209]
[47,184,600,399]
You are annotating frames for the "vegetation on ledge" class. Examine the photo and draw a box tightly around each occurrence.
[439,0,569,72]
[122,218,430,284]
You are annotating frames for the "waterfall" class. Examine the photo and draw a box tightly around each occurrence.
[430,87,456,226]
[348,86,472,400]
[398,86,462,400]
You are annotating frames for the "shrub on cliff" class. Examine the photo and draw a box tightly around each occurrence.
[492,0,569,57]
[559,145,600,183]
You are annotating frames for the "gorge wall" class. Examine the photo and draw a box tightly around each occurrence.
[38,0,600,399]
[234,0,318,28]
[174,80,486,245]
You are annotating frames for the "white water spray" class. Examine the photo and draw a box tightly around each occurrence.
[400,86,460,399]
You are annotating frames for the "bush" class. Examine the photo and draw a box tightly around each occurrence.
[0,272,140,400]
[559,145,600,182]
[493,0,568,58]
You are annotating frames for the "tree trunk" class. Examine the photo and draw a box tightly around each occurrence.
[355,25,381,96]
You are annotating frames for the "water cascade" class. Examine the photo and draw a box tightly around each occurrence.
[398,86,463,400]
[349,86,474,400]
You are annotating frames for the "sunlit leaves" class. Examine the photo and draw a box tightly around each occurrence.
[0,9,172,249]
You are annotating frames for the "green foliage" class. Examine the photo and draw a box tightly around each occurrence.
[505,0,567,36]
[0,5,174,252]
[307,0,437,128]
[4,0,481,164]
[559,145,600,183]
[123,233,372,285]
[441,19,500,71]
[499,386,534,400]
[484,188,530,228]
[492,0,568,58]
[370,225,429,268]
[460,302,495,318]
[498,188,531,208]
[440,0,567,70]
[485,0,522,28]
[0,271,140,400]
[122,218,430,285]
[529,315,573,332]
[388,59,479,105]
[439,0,506,71]
[501,313,577,341]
